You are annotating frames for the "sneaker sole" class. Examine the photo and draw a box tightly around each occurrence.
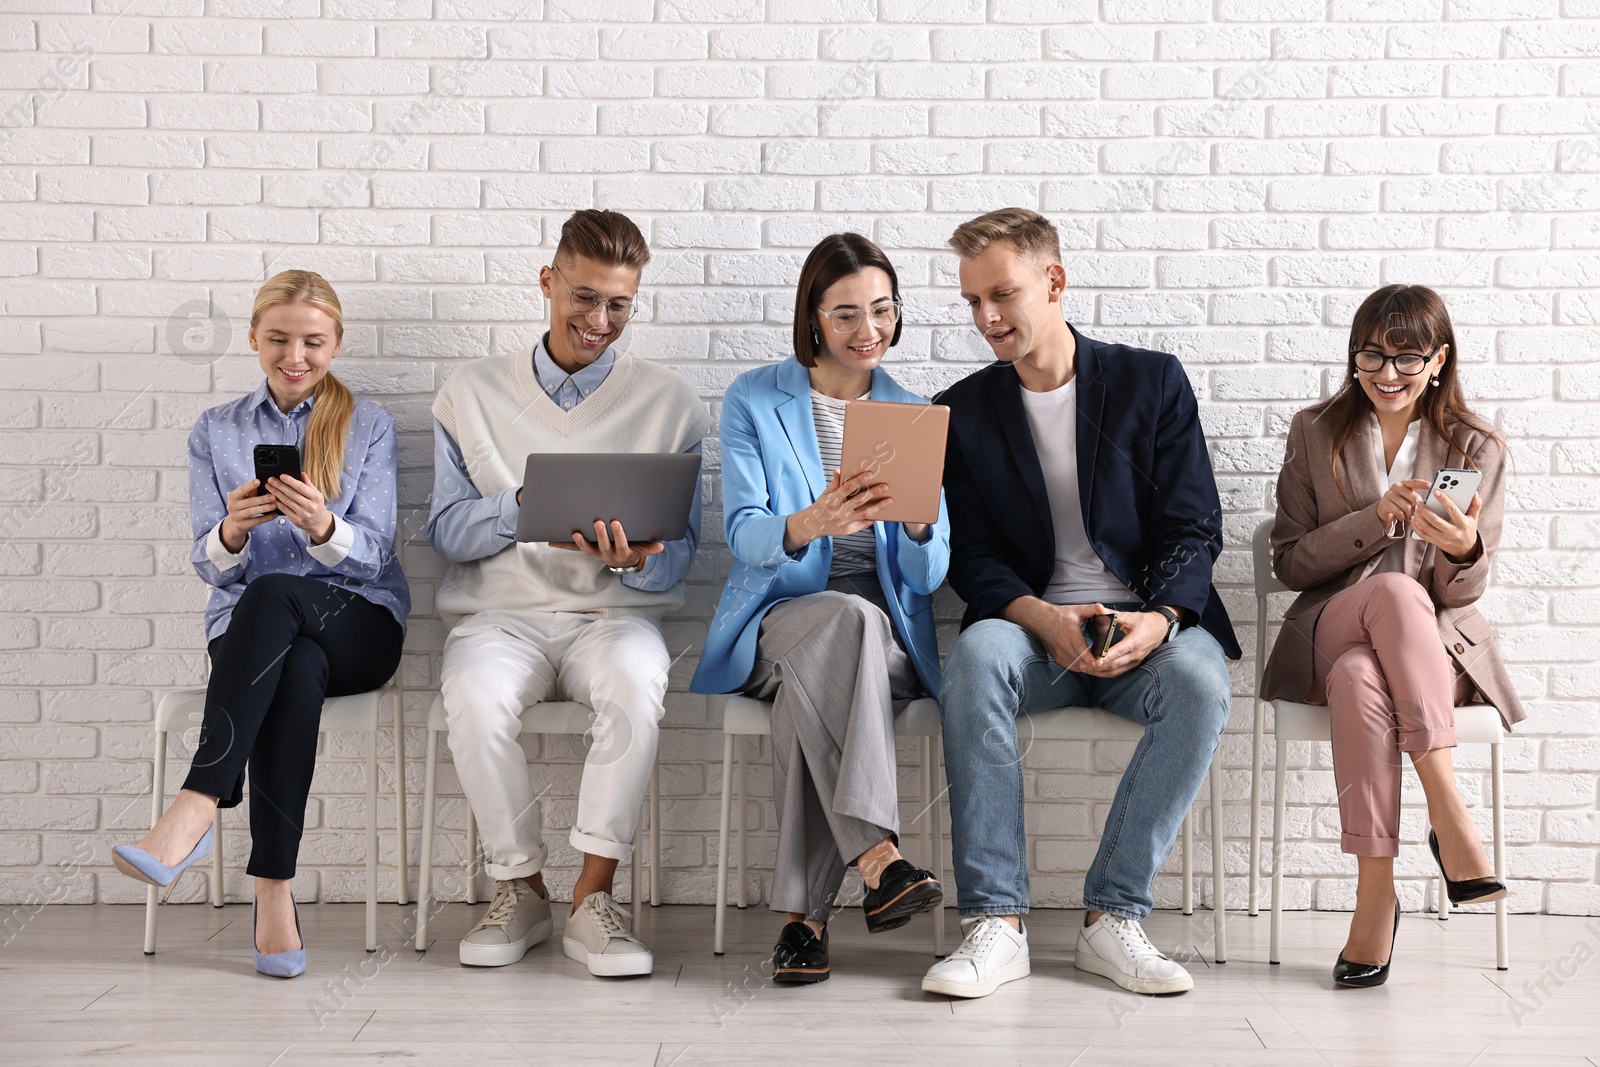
[563,935,653,977]
[865,878,943,934]
[459,917,553,968]
[1073,948,1193,995]
[772,965,830,985]
[920,957,1030,999]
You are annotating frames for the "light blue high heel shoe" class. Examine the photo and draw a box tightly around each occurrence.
[253,897,307,978]
[111,825,215,903]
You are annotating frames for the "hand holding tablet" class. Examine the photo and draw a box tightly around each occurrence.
[838,399,950,525]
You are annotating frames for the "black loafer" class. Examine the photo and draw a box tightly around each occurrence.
[862,859,942,934]
[772,921,829,984]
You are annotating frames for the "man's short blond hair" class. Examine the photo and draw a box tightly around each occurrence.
[948,208,1061,265]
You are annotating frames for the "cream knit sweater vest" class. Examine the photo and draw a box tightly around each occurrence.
[432,349,711,625]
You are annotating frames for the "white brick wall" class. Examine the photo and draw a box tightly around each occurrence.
[1,3,1596,917]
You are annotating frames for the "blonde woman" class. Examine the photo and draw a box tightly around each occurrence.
[112,271,409,978]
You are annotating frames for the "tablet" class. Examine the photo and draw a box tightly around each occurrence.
[840,399,950,525]
[515,452,702,544]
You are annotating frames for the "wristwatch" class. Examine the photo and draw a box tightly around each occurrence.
[1154,605,1182,644]
[606,554,647,575]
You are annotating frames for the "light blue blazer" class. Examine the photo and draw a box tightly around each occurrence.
[691,356,951,700]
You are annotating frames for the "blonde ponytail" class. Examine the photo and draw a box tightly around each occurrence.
[251,270,353,499]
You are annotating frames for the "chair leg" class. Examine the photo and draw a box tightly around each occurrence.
[1430,816,1450,922]
[465,806,478,906]
[736,737,748,910]
[144,728,167,955]
[394,686,409,907]
[920,736,935,957]
[1270,738,1287,965]
[210,807,224,907]
[1210,755,1226,964]
[1493,742,1508,971]
[931,735,945,958]
[415,729,439,952]
[366,728,378,952]
[1249,696,1264,917]
[1181,811,1193,916]
[714,733,734,956]
[650,762,661,907]
[631,821,642,930]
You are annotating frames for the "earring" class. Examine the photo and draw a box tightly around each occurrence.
[1352,371,1360,379]
[1430,376,1440,387]
[812,328,820,346]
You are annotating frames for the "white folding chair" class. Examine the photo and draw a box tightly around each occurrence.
[1024,706,1229,963]
[711,694,947,956]
[142,682,403,955]
[413,693,660,951]
[1250,518,1509,969]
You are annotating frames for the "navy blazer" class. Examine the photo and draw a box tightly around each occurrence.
[936,325,1240,659]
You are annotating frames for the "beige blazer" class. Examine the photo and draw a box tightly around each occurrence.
[1261,406,1524,730]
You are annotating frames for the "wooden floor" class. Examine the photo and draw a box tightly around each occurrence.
[3,901,1599,1066]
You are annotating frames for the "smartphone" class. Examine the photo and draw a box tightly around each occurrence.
[253,443,302,515]
[1082,611,1124,659]
[1410,466,1482,540]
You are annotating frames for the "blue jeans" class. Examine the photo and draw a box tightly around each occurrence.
[939,614,1230,921]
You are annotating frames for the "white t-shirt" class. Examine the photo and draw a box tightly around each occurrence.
[1018,378,1138,606]
[1370,413,1420,576]
[810,389,877,577]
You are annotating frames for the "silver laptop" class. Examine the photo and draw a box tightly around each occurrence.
[514,453,702,544]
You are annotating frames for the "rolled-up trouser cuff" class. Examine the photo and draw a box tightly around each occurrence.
[958,904,1030,917]
[484,856,543,883]
[570,828,631,863]
[1397,725,1456,753]
[1342,831,1401,858]
[1082,898,1147,922]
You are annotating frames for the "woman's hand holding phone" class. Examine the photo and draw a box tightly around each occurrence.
[1411,488,1481,562]
[219,479,279,553]
[267,474,335,545]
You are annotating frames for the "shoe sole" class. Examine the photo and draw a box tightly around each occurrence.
[112,852,162,889]
[1073,948,1193,995]
[865,878,943,934]
[773,966,830,985]
[563,936,653,977]
[1448,885,1508,905]
[920,957,1030,999]
[459,917,553,968]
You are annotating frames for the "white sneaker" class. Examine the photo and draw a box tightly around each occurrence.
[1074,914,1193,994]
[459,879,552,967]
[920,916,1031,999]
[562,891,653,977]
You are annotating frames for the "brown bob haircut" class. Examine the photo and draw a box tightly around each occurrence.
[792,232,903,368]
[554,209,651,272]
[1314,284,1497,503]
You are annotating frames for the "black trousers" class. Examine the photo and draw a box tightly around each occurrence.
[183,573,403,879]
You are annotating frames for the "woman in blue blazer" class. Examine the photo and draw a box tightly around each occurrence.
[692,234,951,984]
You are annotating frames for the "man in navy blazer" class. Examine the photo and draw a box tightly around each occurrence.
[920,209,1240,1002]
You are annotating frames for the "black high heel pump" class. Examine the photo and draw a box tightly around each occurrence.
[1333,902,1399,988]
[1428,830,1507,905]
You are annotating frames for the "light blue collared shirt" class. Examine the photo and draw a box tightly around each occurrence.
[188,381,411,640]
[425,337,700,593]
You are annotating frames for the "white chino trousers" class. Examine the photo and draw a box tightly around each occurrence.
[440,609,670,882]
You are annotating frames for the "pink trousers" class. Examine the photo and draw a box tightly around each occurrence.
[1310,572,1471,858]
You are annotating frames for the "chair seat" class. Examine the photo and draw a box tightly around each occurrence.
[719,694,941,738]
[156,687,381,734]
[425,694,591,735]
[1272,699,1503,745]
[1025,706,1143,742]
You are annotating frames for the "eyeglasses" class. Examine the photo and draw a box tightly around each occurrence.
[551,264,638,324]
[817,300,901,334]
[1351,349,1435,376]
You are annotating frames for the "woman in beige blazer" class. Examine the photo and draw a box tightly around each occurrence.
[1263,284,1524,988]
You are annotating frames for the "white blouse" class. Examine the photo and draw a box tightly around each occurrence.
[1370,413,1420,575]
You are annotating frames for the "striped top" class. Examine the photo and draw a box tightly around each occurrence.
[810,389,877,577]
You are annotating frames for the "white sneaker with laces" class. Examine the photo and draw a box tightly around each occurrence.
[562,891,653,977]
[920,915,1031,999]
[1074,913,1193,994]
[459,879,552,967]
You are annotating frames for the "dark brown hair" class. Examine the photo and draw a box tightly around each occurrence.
[948,207,1062,264]
[1313,284,1496,503]
[792,233,903,368]
[554,209,650,272]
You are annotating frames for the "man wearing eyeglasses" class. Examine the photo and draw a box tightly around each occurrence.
[425,209,710,976]
[920,208,1240,1001]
